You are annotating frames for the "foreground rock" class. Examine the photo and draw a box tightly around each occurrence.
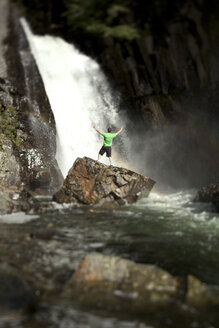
[63,253,219,313]
[195,182,219,212]
[53,157,155,207]
[0,263,34,313]
[64,253,178,310]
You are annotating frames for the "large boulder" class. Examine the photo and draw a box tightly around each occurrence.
[195,182,219,212]
[63,253,178,312]
[53,157,155,206]
[63,253,219,313]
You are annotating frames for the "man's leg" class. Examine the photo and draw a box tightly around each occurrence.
[98,146,104,161]
[107,147,112,166]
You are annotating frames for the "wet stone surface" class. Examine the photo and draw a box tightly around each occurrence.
[53,157,155,207]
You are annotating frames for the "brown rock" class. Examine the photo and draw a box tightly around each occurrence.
[63,253,219,314]
[53,157,155,206]
[63,253,178,312]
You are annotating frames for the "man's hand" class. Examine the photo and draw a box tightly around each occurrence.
[93,125,101,134]
[116,126,124,135]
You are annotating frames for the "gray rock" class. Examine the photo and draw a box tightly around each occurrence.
[0,3,63,214]
[195,182,219,212]
[53,157,155,207]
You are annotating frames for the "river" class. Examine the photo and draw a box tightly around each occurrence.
[0,190,218,328]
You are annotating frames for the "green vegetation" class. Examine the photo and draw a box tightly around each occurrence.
[63,1,141,40]
[14,0,189,41]
[14,0,219,42]
[0,104,22,150]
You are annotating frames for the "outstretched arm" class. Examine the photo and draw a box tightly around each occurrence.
[116,126,124,135]
[93,125,101,134]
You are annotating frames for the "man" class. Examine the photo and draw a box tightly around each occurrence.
[93,125,123,165]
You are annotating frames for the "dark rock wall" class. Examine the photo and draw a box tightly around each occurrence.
[0,1,63,213]
[5,5,63,192]
[83,6,217,135]
[94,4,219,187]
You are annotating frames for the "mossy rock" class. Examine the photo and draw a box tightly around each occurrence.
[0,104,23,150]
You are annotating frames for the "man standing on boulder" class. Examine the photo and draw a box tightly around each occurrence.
[93,125,123,165]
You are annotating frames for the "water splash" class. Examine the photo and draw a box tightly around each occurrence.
[20,18,129,177]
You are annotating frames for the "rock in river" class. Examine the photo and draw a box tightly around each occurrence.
[63,253,219,314]
[63,253,178,312]
[0,263,34,313]
[195,182,219,212]
[53,157,155,206]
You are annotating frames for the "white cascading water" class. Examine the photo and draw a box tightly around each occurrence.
[20,18,130,177]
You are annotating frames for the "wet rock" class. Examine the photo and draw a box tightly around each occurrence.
[63,253,219,314]
[195,182,219,212]
[30,228,58,240]
[187,275,219,307]
[0,2,63,214]
[63,253,178,312]
[0,263,34,313]
[53,157,155,207]
[0,136,21,189]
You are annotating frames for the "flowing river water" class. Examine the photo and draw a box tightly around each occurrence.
[0,18,218,328]
[0,190,219,327]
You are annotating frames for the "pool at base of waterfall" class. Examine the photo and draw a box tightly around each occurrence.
[0,189,219,328]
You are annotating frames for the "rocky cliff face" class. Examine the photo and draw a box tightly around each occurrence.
[68,2,218,128]
[0,0,63,214]
[91,5,219,187]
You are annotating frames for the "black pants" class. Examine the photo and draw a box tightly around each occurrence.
[99,146,112,157]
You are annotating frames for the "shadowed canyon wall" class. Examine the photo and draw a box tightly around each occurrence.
[0,0,63,213]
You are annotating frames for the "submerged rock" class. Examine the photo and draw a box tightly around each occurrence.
[195,182,219,212]
[53,157,155,206]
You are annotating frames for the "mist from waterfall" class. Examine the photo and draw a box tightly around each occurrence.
[20,18,130,177]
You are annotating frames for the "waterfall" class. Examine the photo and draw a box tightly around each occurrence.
[20,18,129,177]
